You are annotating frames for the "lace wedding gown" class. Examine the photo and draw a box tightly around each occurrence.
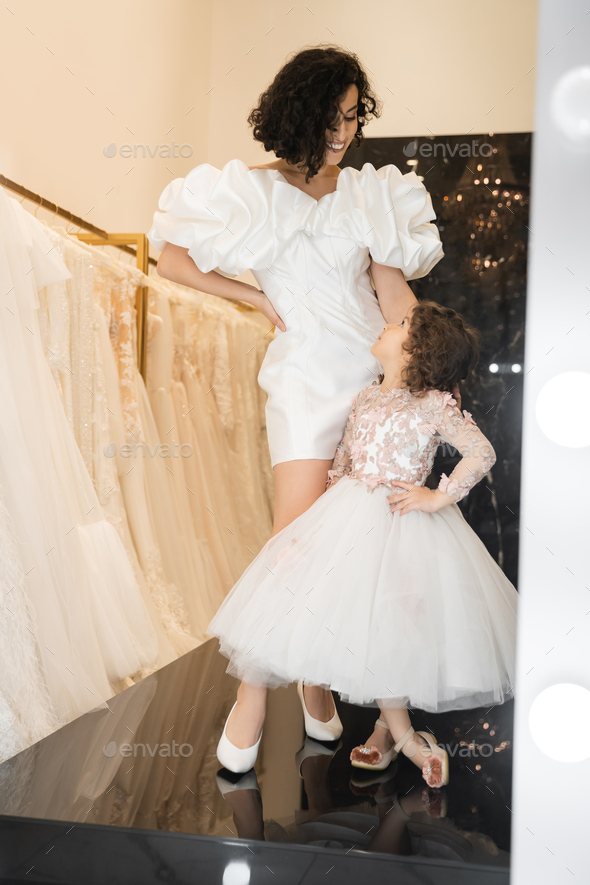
[208,382,518,714]
[0,190,159,730]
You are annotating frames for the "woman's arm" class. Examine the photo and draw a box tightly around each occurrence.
[156,243,286,331]
[370,259,462,408]
[369,259,418,324]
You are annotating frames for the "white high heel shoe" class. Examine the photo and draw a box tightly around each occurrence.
[216,701,263,774]
[297,681,343,741]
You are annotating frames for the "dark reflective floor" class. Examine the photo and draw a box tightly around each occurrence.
[0,639,513,883]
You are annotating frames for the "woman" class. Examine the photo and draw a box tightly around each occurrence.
[148,46,445,760]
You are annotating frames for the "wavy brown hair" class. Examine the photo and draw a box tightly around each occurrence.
[247,46,381,183]
[393,300,481,395]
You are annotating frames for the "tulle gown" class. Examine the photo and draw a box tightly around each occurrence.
[208,382,518,714]
[0,188,159,728]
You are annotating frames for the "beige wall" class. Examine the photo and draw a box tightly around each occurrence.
[0,0,213,233]
[0,0,537,240]
[207,0,539,168]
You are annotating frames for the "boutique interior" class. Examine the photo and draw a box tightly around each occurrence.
[1,2,588,884]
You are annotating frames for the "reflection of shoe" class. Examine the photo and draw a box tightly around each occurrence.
[349,761,398,790]
[216,768,260,796]
[350,718,399,770]
[297,681,343,741]
[295,736,342,778]
[216,701,263,774]
[388,788,447,819]
[393,725,449,788]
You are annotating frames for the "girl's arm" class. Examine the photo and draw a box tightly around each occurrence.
[432,398,496,506]
[156,243,286,331]
[388,396,495,515]
[325,402,358,490]
[369,260,418,324]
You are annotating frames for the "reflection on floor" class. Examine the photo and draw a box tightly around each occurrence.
[0,639,513,883]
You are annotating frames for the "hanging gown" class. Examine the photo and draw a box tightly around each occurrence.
[148,159,445,466]
[0,189,158,726]
[208,382,518,714]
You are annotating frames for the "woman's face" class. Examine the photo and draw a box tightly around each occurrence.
[323,83,359,166]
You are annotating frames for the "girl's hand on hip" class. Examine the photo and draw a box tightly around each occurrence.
[388,481,442,515]
[249,289,286,332]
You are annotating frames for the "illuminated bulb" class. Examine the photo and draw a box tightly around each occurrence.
[223,861,251,885]
[535,371,590,446]
[511,363,522,373]
[406,159,418,166]
[457,194,463,201]
[489,363,499,373]
[550,66,590,147]
[529,684,590,761]
[477,164,483,171]
[495,178,501,184]
[483,177,489,184]
[474,179,480,185]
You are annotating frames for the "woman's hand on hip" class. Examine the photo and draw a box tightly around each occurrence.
[248,289,286,332]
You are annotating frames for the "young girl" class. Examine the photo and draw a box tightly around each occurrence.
[207,300,518,788]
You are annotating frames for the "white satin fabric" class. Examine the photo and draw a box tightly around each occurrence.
[148,159,444,466]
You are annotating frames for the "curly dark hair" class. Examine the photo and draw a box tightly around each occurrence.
[247,45,381,182]
[395,300,481,395]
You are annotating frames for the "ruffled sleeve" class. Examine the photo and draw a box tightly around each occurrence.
[147,159,295,278]
[340,164,444,281]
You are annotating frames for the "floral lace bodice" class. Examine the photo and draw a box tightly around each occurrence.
[326,381,496,503]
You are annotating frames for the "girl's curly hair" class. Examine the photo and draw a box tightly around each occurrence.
[396,301,481,395]
[248,45,381,182]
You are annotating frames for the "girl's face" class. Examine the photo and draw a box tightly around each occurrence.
[323,83,359,166]
[370,311,413,363]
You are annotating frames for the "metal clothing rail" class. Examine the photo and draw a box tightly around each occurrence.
[0,174,152,378]
[0,174,258,381]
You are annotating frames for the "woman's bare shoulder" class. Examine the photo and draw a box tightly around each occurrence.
[247,162,281,171]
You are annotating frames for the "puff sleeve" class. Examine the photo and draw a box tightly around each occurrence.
[345,164,444,281]
[147,159,286,278]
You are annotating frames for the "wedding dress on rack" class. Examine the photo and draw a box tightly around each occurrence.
[36,227,187,668]
[169,293,252,583]
[0,189,159,735]
[145,283,228,623]
[92,259,199,654]
[183,290,274,555]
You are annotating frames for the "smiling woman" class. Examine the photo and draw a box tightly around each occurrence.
[148,44,445,769]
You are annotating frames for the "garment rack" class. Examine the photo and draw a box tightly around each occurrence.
[0,174,153,378]
[1,174,258,381]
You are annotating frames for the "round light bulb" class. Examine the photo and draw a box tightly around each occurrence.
[511,363,522,373]
[489,363,499,373]
[535,371,590,447]
[529,684,590,762]
[550,66,590,148]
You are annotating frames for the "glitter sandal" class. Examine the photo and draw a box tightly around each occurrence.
[393,725,449,788]
[350,717,399,770]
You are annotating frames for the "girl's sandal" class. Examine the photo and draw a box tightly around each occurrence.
[393,725,449,788]
[350,717,399,770]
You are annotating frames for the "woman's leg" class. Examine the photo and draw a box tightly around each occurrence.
[226,459,334,747]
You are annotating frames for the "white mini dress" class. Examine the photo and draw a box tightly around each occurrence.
[148,159,444,467]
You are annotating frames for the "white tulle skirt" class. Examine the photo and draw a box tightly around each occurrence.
[207,477,518,713]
